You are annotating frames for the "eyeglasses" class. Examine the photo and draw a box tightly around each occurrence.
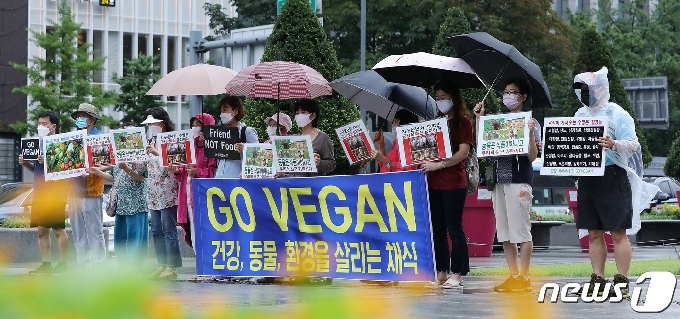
[502,91,522,95]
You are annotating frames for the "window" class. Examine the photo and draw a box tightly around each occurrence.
[668,180,680,198]
[533,188,551,206]
[153,35,162,75]
[123,33,133,77]
[659,181,672,196]
[93,30,104,83]
[138,34,148,57]
[551,188,567,205]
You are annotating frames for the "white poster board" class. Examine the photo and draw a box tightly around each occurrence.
[110,127,148,163]
[395,117,452,167]
[84,133,115,168]
[477,112,532,157]
[271,135,317,173]
[242,143,276,179]
[157,130,197,167]
[335,119,374,165]
[41,130,89,181]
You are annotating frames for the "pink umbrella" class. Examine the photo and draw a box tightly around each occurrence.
[146,63,238,96]
[225,61,332,99]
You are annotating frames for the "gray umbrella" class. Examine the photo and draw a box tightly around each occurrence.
[330,70,437,122]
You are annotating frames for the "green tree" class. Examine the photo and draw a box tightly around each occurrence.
[245,0,361,175]
[203,1,277,35]
[112,54,164,124]
[562,27,652,164]
[9,0,117,135]
[664,138,680,182]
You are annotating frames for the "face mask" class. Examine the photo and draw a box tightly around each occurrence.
[295,114,313,128]
[37,126,50,137]
[580,89,591,106]
[436,100,453,114]
[266,126,279,138]
[192,126,202,138]
[148,125,162,137]
[220,112,233,125]
[75,117,88,129]
[503,94,521,110]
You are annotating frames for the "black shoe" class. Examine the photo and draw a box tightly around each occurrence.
[580,273,609,297]
[52,262,69,275]
[611,274,630,298]
[494,275,532,293]
[29,262,52,276]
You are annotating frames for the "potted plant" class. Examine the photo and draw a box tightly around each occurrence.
[636,203,680,245]
[529,211,568,247]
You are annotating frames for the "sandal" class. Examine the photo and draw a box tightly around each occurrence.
[158,268,178,280]
[441,277,463,289]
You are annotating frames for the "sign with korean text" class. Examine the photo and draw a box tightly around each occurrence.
[21,138,40,161]
[477,112,532,157]
[193,171,436,282]
[396,117,452,167]
[84,133,115,168]
[271,135,317,173]
[157,130,197,167]
[242,143,276,179]
[41,130,88,181]
[203,125,240,160]
[335,119,374,165]
[541,117,608,176]
[110,128,148,163]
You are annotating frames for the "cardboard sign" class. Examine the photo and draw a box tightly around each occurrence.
[110,127,148,163]
[202,125,240,160]
[157,130,197,167]
[477,112,532,157]
[541,117,608,176]
[271,135,317,173]
[335,119,374,165]
[84,134,115,168]
[396,117,452,167]
[242,143,276,179]
[42,130,89,181]
[21,138,40,160]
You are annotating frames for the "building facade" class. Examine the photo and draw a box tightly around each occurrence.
[553,0,659,18]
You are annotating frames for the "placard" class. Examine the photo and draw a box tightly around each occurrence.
[477,112,532,157]
[41,130,89,181]
[110,127,148,163]
[540,117,608,176]
[242,143,276,179]
[21,138,40,160]
[157,130,197,167]
[271,135,317,173]
[202,125,240,160]
[84,134,115,168]
[395,117,452,167]
[335,119,374,165]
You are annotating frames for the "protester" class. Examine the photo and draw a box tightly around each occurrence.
[214,97,259,178]
[474,78,540,293]
[141,107,181,279]
[420,79,473,288]
[169,113,217,248]
[69,103,107,266]
[291,98,336,177]
[264,112,292,143]
[18,111,69,275]
[86,160,148,267]
[372,109,419,172]
[572,67,657,297]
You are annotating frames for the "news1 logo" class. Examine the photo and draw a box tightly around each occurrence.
[537,272,677,313]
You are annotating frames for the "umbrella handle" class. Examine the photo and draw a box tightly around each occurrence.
[481,59,511,103]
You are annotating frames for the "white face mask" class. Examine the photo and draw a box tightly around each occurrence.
[148,125,162,137]
[37,126,50,137]
[266,126,279,138]
[192,126,202,138]
[220,112,234,125]
[295,114,313,128]
[436,99,454,114]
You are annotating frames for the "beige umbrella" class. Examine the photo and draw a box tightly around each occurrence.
[146,63,238,96]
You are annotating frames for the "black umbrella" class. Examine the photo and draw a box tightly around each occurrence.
[329,70,437,122]
[448,32,553,108]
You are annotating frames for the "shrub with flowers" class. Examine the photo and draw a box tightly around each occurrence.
[643,203,680,220]
[529,210,575,223]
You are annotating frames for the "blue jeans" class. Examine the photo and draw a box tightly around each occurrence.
[150,206,182,268]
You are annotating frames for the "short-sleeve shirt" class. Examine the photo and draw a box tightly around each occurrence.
[427,117,474,190]
[110,165,148,215]
[496,118,541,185]
[215,122,259,178]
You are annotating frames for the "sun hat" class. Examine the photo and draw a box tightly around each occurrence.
[71,103,100,120]
[141,114,163,124]
[264,112,293,131]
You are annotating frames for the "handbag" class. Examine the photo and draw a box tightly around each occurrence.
[485,159,497,192]
[459,118,479,195]
[105,169,125,217]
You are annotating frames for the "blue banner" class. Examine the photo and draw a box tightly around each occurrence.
[193,171,436,282]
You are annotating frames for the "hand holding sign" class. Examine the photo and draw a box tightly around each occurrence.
[598,135,614,150]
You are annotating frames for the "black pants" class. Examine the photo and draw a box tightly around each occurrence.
[429,188,470,275]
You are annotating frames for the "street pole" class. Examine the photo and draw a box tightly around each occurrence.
[189,30,202,117]
[360,0,368,126]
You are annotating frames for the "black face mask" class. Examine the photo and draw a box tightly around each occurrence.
[580,89,590,106]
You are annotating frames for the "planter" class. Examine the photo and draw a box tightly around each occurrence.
[0,227,109,263]
[491,221,570,249]
[635,220,680,246]
[460,187,496,257]
[530,221,566,247]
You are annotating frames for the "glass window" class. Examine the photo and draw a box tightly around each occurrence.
[669,180,680,197]
[551,188,567,205]
[153,35,162,75]
[138,34,148,57]
[532,188,551,206]
[93,31,103,83]
[123,33,133,77]
[659,181,672,195]
[168,37,176,72]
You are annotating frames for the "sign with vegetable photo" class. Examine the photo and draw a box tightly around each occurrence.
[41,130,89,181]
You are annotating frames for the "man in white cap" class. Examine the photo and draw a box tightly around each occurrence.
[70,103,107,266]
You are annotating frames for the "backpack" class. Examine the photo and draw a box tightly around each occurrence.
[459,118,479,195]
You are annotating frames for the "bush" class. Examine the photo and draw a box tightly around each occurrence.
[0,216,31,228]
[642,203,680,220]
[530,211,575,223]
[664,137,680,182]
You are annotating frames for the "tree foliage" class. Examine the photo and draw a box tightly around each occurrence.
[112,54,164,125]
[203,1,277,35]
[10,0,118,135]
[245,0,361,175]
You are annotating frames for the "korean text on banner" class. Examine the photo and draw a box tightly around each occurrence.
[157,130,197,167]
[193,171,436,282]
[396,117,452,167]
[271,135,317,173]
[335,119,374,165]
[541,117,608,176]
[477,112,532,157]
[84,133,115,168]
[110,127,148,163]
[41,130,89,181]
[242,143,276,179]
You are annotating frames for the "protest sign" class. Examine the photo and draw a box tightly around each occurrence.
[21,138,40,160]
[335,119,374,165]
[477,112,532,157]
[271,135,317,173]
[395,117,452,166]
[541,117,608,176]
[84,133,115,168]
[193,171,436,282]
[110,128,147,163]
[41,130,88,181]
[202,125,240,160]
[242,143,276,179]
[157,130,197,167]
